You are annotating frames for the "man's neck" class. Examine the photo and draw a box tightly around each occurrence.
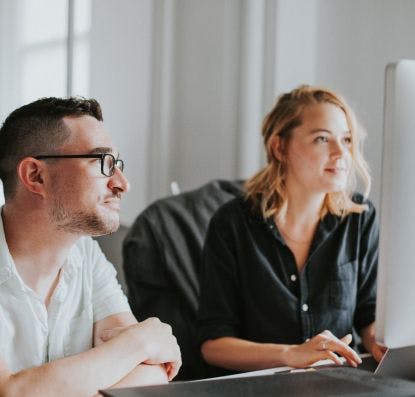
[2,202,80,302]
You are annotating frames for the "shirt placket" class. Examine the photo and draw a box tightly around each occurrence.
[47,266,71,362]
[298,269,312,341]
[282,248,313,341]
[26,289,49,363]
[267,218,314,342]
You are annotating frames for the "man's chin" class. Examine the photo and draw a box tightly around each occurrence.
[92,223,120,237]
[90,217,120,236]
[63,214,120,236]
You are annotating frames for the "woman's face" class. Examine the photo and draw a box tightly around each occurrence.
[277,102,352,196]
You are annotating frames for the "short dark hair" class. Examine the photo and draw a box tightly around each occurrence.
[0,97,103,199]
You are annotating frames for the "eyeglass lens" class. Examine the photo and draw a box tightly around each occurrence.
[103,154,124,176]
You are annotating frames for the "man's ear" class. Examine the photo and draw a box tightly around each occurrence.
[17,158,47,197]
[270,135,285,162]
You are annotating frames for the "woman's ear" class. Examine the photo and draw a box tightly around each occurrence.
[270,135,284,162]
[17,158,46,197]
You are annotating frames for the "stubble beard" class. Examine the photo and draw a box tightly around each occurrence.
[49,198,119,236]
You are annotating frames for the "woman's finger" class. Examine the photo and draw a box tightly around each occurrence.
[315,335,361,367]
[324,350,343,366]
[329,340,361,366]
[339,334,352,345]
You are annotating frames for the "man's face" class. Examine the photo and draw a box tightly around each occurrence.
[45,115,130,236]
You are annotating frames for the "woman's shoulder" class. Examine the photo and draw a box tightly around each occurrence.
[347,192,377,227]
[351,192,372,205]
[350,192,376,213]
[213,195,246,217]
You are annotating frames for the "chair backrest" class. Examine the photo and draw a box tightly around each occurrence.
[122,179,243,380]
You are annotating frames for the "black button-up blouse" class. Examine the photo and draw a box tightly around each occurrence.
[198,194,378,349]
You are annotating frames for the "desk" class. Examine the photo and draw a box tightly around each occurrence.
[101,367,415,397]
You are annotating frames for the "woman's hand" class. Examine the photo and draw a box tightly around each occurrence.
[284,330,362,368]
[359,322,387,363]
[370,343,387,362]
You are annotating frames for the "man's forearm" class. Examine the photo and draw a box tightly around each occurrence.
[109,364,168,389]
[1,329,149,397]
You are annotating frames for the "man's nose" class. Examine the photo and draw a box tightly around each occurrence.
[108,167,130,193]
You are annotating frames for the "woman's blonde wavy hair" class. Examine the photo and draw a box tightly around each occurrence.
[245,85,371,220]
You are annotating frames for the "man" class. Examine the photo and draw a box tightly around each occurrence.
[0,97,181,396]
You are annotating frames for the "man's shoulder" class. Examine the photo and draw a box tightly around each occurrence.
[69,236,105,269]
[73,236,101,253]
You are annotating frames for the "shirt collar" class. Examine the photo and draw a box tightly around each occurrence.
[64,242,83,274]
[0,206,83,285]
[0,207,17,284]
[261,204,342,248]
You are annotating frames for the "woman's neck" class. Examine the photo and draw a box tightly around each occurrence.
[275,193,325,271]
[278,191,325,228]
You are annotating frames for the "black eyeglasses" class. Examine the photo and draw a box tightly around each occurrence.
[34,154,124,177]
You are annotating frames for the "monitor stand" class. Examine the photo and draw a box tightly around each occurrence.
[375,345,415,381]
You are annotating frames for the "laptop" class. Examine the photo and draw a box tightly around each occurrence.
[306,346,415,381]
[374,346,415,381]
[99,366,415,397]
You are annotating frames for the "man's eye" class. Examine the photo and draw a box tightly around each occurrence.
[315,136,328,143]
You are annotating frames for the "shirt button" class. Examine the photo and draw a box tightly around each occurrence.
[302,303,309,312]
[290,274,297,282]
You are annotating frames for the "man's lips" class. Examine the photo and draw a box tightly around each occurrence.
[103,198,121,210]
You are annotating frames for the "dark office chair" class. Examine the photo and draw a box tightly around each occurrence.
[122,179,243,380]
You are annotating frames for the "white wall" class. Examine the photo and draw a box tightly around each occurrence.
[89,0,153,226]
[169,0,241,188]
[2,0,414,222]
[0,181,4,207]
[314,0,415,208]
[89,0,321,226]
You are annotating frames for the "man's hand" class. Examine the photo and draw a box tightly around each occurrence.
[285,330,362,368]
[101,317,182,380]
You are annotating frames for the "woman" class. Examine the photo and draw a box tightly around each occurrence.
[197,85,385,373]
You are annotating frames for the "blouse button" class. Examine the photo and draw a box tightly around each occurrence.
[290,274,297,282]
[302,303,309,312]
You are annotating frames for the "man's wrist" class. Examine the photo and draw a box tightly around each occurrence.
[124,326,150,363]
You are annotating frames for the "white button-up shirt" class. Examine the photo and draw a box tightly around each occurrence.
[0,215,130,372]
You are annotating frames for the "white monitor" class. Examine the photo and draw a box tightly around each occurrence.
[0,180,4,206]
[376,59,415,348]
